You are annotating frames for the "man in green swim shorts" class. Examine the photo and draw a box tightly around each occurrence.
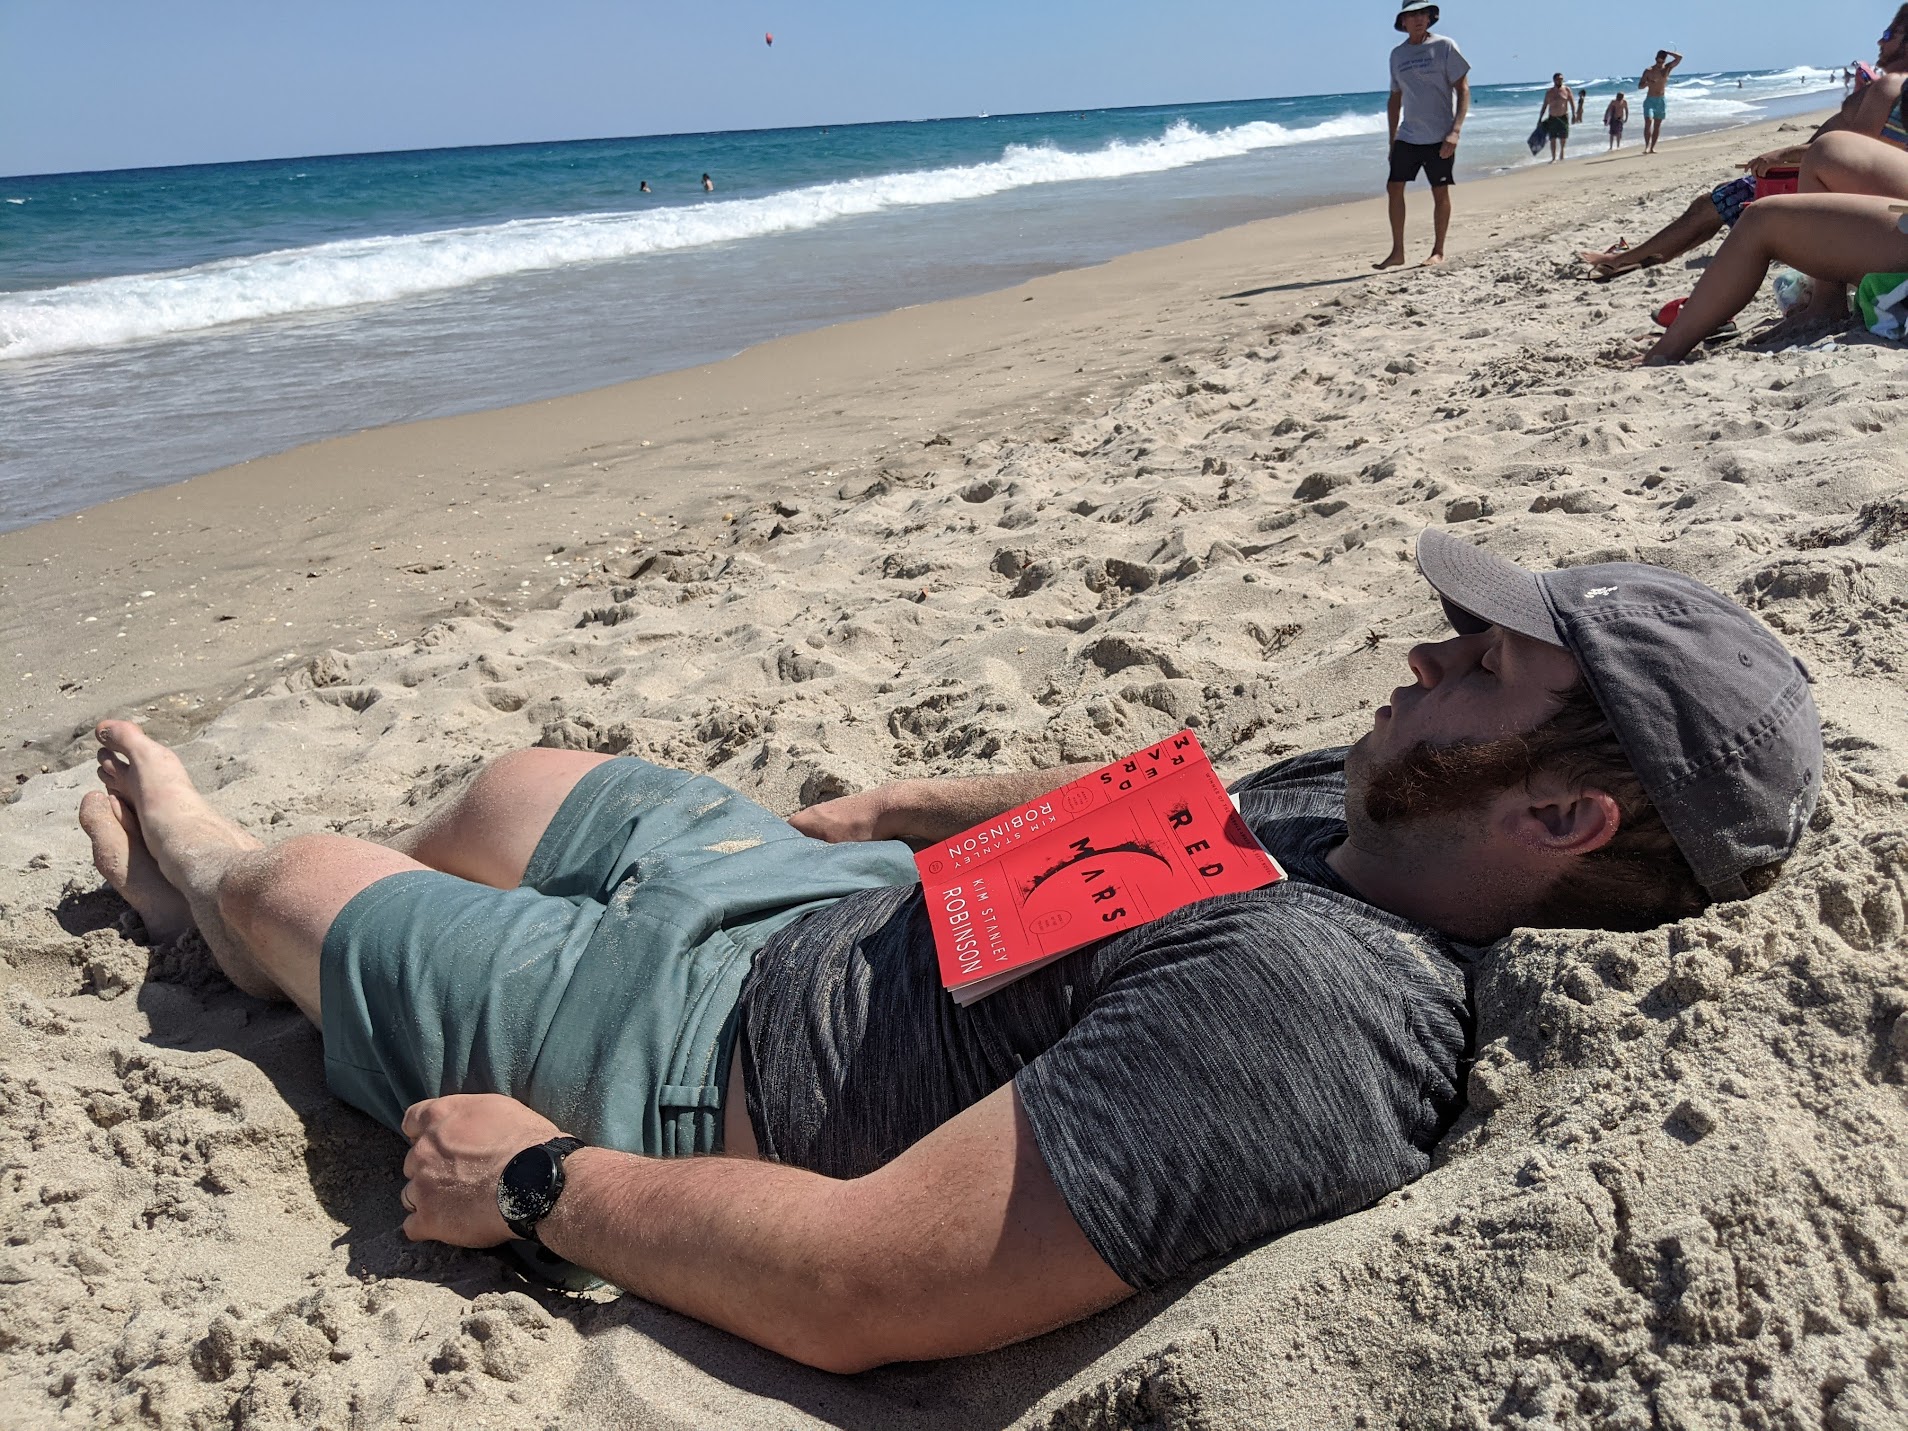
[1641,48,1684,153]
[77,531,1822,1372]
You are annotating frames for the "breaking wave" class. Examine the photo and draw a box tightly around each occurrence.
[0,113,1385,362]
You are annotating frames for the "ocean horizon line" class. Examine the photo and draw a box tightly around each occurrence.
[0,68,1838,531]
[0,66,1827,183]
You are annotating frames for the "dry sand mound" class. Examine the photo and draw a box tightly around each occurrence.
[3,168,1906,1429]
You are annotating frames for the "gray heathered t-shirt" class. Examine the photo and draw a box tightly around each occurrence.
[1390,34,1471,145]
[736,748,1473,1291]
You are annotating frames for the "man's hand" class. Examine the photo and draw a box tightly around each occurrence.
[790,763,1095,849]
[1440,134,1459,160]
[789,784,908,843]
[400,1093,562,1247]
[1740,146,1803,177]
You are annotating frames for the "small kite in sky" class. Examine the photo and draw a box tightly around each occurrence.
[765,32,774,46]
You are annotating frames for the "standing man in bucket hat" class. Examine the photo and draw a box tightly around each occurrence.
[79,529,1819,1371]
[1378,2,1472,269]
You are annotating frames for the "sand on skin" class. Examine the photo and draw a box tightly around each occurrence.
[2,114,1907,1429]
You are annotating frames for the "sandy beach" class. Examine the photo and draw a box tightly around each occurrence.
[5,111,1907,1428]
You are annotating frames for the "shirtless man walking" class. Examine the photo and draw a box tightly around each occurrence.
[1540,74,1575,162]
[1603,92,1631,152]
[1641,49,1684,154]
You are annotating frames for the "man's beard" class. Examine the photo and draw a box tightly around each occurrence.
[1357,732,1542,825]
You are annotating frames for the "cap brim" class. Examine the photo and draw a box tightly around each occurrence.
[1415,529,1565,646]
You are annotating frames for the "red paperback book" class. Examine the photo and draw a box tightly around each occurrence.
[914,730,1285,1005]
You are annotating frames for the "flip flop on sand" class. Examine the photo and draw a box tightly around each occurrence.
[1583,253,1662,282]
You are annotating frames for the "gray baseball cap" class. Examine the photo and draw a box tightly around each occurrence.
[1414,528,1822,901]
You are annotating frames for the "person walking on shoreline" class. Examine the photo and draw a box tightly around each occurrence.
[1376,1,1472,269]
[1641,49,1684,153]
[1604,91,1631,151]
[1540,73,1576,162]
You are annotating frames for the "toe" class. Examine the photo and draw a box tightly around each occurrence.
[97,746,127,790]
[95,719,149,758]
[80,790,131,885]
[79,787,114,831]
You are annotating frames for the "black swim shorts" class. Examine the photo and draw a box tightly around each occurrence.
[1387,140,1456,187]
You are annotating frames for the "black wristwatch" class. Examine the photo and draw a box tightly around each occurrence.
[496,1136,585,1244]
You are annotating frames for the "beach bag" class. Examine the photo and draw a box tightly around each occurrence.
[1856,272,1908,340]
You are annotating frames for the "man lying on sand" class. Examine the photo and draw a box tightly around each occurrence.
[1641,189,1908,361]
[1581,10,1908,281]
[79,530,1820,1373]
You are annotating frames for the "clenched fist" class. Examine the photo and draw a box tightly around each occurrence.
[399,1094,562,1247]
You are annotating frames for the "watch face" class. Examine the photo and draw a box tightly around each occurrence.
[498,1144,558,1225]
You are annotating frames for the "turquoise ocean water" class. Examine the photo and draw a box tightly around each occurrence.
[0,66,1837,531]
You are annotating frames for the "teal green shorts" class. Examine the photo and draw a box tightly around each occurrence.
[320,758,919,1158]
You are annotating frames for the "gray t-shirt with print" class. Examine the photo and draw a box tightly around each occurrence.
[736,748,1474,1291]
[1390,34,1471,146]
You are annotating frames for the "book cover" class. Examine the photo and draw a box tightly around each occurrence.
[914,731,1285,1005]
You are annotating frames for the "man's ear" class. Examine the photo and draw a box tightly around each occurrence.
[1510,780,1622,857]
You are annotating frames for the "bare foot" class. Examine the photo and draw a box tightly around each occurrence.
[1373,252,1406,270]
[1749,294,1850,352]
[1423,252,1446,267]
[79,790,193,943]
[93,720,260,900]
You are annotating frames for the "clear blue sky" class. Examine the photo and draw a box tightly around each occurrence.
[0,0,1882,176]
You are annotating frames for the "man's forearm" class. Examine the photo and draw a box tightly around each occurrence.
[531,1087,1130,1372]
[869,764,1097,843]
[539,1146,881,1371]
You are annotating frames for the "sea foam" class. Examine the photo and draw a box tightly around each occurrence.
[0,114,1382,362]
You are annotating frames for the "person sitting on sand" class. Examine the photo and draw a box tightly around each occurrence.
[1641,190,1908,362]
[1605,92,1631,151]
[1792,41,1908,196]
[1640,49,1684,154]
[1376,2,1471,269]
[78,529,1821,1373]
[1540,74,1575,163]
[1582,10,1908,279]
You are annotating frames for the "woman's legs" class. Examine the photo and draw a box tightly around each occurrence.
[1799,130,1908,198]
[1644,193,1908,363]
